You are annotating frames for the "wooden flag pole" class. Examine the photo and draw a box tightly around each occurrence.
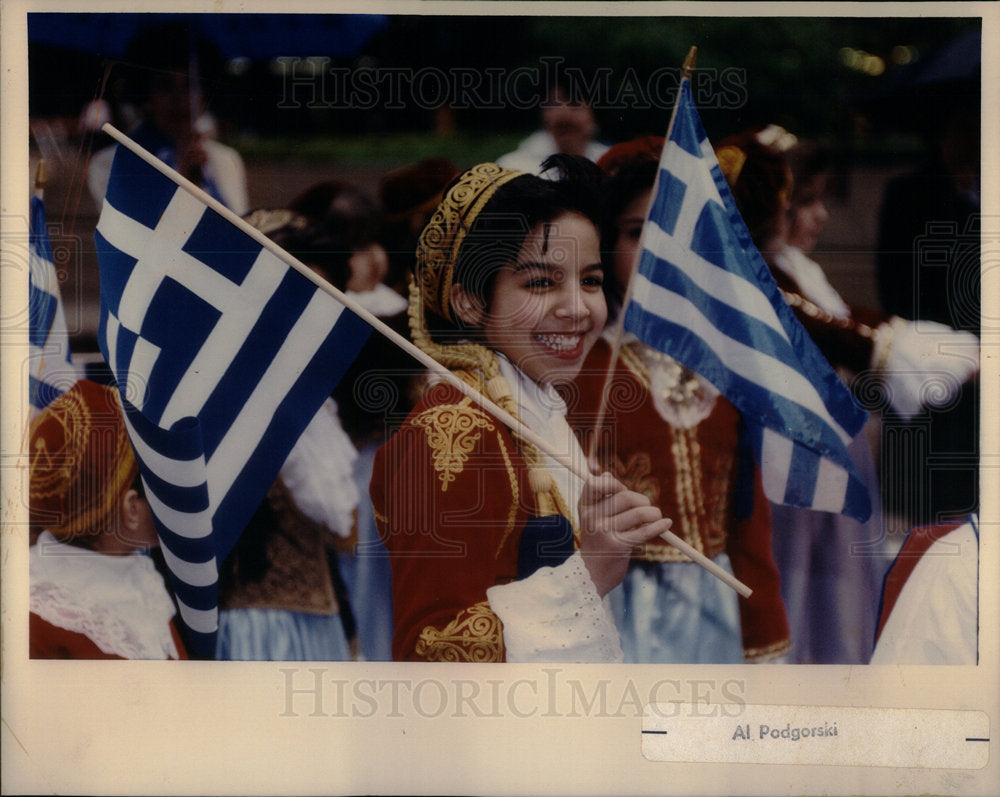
[100,120,750,598]
[587,46,698,464]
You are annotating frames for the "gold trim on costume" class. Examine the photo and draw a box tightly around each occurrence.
[494,433,521,558]
[415,601,505,662]
[613,452,660,505]
[619,342,650,388]
[672,425,706,556]
[29,386,137,539]
[415,162,525,322]
[405,162,576,544]
[412,398,495,491]
[744,637,792,662]
[716,145,747,185]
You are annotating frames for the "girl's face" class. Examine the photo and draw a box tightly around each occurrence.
[455,212,607,386]
[612,187,653,292]
[787,174,830,254]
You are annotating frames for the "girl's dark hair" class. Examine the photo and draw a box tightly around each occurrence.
[601,157,658,262]
[245,212,353,292]
[289,181,383,254]
[716,130,792,248]
[451,154,607,311]
[272,222,353,292]
[787,140,834,208]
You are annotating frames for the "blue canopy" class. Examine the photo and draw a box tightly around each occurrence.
[28,12,388,60]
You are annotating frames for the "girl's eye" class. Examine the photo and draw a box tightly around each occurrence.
[582,274,604,289]
[622,225,643,242]
[525,276,555,289]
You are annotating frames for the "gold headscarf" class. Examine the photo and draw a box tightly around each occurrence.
[414,162,525,323]
[29,379,138,541]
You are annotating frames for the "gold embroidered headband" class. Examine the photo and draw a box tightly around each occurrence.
[716,141,791,210]
[29,379,138,540]
[414,162,525,322]
[715,145,747,186]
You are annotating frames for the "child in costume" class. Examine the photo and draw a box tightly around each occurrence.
[370,157,673,662]
[715,125,979,663]
[29,379,186,659]
[568,138,789,663]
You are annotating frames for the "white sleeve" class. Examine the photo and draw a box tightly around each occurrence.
[86,145,116,208]
[486,551,623,663]
[870,523,978,665]
[279,399,359,538]
[204,142,250,216]
[873,317,980,421]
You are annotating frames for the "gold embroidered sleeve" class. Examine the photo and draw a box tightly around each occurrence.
[410,398,496,491]
[414,602,505,662]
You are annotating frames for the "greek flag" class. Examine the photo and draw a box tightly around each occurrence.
[29,195,79,412]
[624,81,871,521]
[96,143,372,655]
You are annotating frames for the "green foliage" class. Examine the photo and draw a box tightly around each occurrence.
[232,130,526,168]
[522,15,978,143]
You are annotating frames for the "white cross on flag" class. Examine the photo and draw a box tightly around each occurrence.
[96,142,371,655]
[624,80,871,521]
[29,195,80,413]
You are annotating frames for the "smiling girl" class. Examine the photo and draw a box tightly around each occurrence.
[370,157,672,662]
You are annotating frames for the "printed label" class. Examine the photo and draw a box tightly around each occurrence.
[642,703,989,768]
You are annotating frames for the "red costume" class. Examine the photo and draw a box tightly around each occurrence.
[372,381,573,662]
[29,613,188,660]
[569,337,789,660]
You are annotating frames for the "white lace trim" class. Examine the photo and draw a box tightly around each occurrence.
[346,283,409,318]
[876,317,980,422]
[631,343,720,430]
[30,532,180,659]
[279,399,359,538]
[487,551,623,662]
[496,354,586,518]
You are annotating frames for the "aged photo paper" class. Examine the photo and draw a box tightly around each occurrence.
[2,1,997,794]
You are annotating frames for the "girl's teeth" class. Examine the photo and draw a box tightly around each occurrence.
[535,333,580,351]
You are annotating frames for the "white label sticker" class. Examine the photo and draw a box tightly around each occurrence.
[642,703,990,769]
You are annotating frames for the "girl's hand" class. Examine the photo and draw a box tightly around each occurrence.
[577,471,672,597]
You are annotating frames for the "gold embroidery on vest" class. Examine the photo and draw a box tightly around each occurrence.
[705,452,734,553]
[414,601,504,662]
[613,452,660,506]
[619,343,651,388]
[494,433,520,559]
[744,637,791,662]
[412,398,495,491]
[635,427,729,563]
[671,425,706,555]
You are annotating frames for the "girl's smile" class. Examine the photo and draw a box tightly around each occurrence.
[452,211,607,386]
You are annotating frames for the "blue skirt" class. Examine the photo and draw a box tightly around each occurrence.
[216,608,352,661]
[609,553,744,664]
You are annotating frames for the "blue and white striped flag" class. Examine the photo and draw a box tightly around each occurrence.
[29,194,79,413]
[624,80,871,521]
[96,143,372,655]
